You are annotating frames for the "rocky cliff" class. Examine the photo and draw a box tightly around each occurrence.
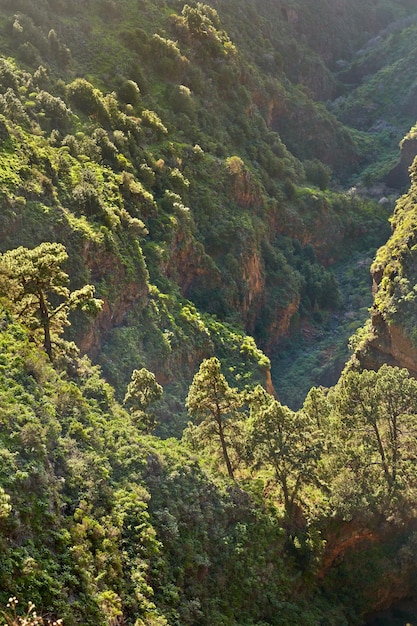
[356,150,417,375]
[385,127,417,189]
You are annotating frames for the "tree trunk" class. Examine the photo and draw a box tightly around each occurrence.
[280,474,294,522]
[372,421,392,491]
[38,290,53,360]
[216,405,234,480]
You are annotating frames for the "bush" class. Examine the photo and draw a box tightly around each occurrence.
[35,91,72,130]
[304,159,331,190]
[141,109,168,139]
[0,59,19,92]
[117,79,141,106]
[66,79,108,123]
[150,34,188,79]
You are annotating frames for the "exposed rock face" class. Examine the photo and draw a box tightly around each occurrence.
[241,248,265,325]
[163,224,215,295]
[384,135,417,189]
[356,164,417,375]
[365,600,417,625]
[226,155,263,210]
[79,284,146,357]
[250,90,287,129]
[319,517,417,621]
[77,239,148,357]
[264,298,300,352]
[264,368,277,397]
[358,308,417,376]
[318,522,377,580]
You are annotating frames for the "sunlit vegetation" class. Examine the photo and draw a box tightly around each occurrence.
[1,0,417,624]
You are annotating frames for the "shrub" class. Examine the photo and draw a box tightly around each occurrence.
[66,79,108,123]
[304,159,331,190]
[141,109,168,139]
[117,79,141,106]
[150,34,188,79]
[47,29,71,67]
[0,59,19,92]
[35,91,72,130]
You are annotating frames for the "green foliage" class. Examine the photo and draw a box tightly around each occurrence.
[124,368,163,433]
[66,79,108,123]
[149,34,188,80]
[370,161,417,345]
[117,79,141,106]
[334,365,417,502]
[124,368,163,411]
[0,310,167,625]
[303,159,331,191]
[245,386,323,526]
[0,2,416,624]
[0,243,102,361]
[185,357,243,479]
[140,109,167,139]
[178,1,235,62]
[0,0,393,425]
[34,91,71,131]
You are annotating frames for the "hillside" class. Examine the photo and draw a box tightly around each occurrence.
[0,0,408,417]
[1,0,417,624]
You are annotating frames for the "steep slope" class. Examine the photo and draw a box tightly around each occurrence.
[0,0,404,422]
[3,2,417,624]
[355,150,417,375]
[0,312,301,625]
[331,9,417,185]
[2,301,417,625]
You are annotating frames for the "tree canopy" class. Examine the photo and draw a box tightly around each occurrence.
[335,364,417,499]
[124,368,163,433]
[245,386,323,526]
[0,243,102,361]
[185,357,243,479]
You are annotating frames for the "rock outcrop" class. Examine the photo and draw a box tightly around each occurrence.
[356,151,417,375]
[77,238,149,357]
[358,308,417,376]
[384,133,417,189]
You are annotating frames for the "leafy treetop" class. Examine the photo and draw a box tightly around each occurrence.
[0,243,102,361]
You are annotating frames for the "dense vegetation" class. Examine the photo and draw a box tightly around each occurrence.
[0,0,402,415]
[2,296,417,625]
[2,0,417,624]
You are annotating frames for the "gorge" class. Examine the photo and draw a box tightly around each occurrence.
[1,1,417,625]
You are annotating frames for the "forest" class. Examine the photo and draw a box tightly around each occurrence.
[1,0,417,624]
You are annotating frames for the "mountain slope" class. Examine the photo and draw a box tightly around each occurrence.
[0,0,405,422]
[2,1,417,624]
